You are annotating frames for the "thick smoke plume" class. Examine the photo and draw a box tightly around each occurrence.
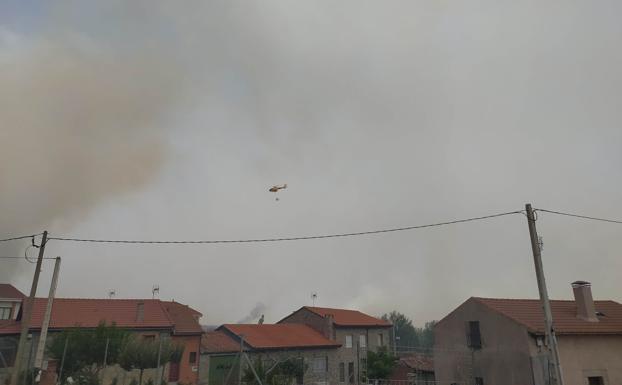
[237,303,267,324]
[0,31,183,279]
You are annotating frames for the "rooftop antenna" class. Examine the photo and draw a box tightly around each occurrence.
[152,285,160,299]
[311,292,318,306]
[108,289,116,299]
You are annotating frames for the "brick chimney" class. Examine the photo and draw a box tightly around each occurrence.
[136,302,145,322]
[324,314,335,340]
[572,281,599,322]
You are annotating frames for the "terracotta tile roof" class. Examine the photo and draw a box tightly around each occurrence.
[303,307,391,327]
[219,324,341,350]
[473,297,622,335]
[201,331,240,353]
[161,301,203,335]
[29,298,174,329]
[0,297,201,335]
[0,284,25,299]
[399,354,434,372]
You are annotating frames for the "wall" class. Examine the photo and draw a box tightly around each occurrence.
[555,335,622,385]
[173,335,202,385]
[279,309,330,338]
[332,327,390,385]
[201,348,339,385]
[433,299,534,385]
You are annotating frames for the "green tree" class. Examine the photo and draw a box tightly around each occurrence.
[381,312,438,350]
[417,321,437,349]
[366,346,396,379]
[47,322,131,384]
[118,337,184,385]
[381,311,419,347]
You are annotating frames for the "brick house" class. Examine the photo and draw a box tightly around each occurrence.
[0,285,202,385]
[434,281,622,385]
[200,324,341,385]
[278,307,392,385]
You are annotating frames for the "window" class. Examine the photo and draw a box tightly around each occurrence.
[312,357,327,373]
[348,362,354,384]
[345,335,353,348]
[142,334,156,341]
[467,321,482,349]
[475,377,484,385]
[295,358,304,385]
[189,352,197,364]
[339,363,345,383]
[359,334,367,348]
[0,307,11,320]
[588,377,604,385]
[378,333,384,346]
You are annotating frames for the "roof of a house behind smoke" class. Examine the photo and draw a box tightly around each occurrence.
[280,306,391,327]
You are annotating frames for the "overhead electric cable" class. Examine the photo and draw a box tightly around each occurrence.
[535,208,622,225]
[0,234,42,243]
[45,210,523,244]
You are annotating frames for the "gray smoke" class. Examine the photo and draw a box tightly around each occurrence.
[237,303,267,324]
[0,20,185,279]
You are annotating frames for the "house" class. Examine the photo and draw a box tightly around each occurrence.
[434,281,622,385]
[0,284,203,385]
[200,324,341,385]
[278,306,393,385]
[0,284,25,321]
[388,355,434,385]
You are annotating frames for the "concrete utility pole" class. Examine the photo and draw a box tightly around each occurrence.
[525,204,564,385]
[238,335,245,385]
[34,257,61,371]
[11,231,48,385]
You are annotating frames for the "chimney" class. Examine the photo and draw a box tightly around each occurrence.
[572,281,599,322]
[324,314,335,340]
[136,302,145,322]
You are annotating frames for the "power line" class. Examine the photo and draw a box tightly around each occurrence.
[536,208,622,225]
[0,256,56,260]
[47,210,523,244]
[0,234,41,243]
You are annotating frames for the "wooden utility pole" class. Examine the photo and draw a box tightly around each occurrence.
[237,335,245,385]
[525,204,564,385]
[34,257,61,371]
[11,231,48,385]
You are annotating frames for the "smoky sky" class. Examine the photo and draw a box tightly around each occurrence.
[1,1,621,326]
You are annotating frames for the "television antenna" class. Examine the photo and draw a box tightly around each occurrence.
[311,292,318,306]
[152,285,160,299]
[108,289,116,299]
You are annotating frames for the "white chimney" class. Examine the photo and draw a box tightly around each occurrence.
[572,281,599,322]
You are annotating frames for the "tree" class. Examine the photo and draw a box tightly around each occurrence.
[47,322,131,384]
[381,312,437,350]
[418,321,436,349]
[381,311,419,347]
[118,337,184,385]
[366,346,396,379]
